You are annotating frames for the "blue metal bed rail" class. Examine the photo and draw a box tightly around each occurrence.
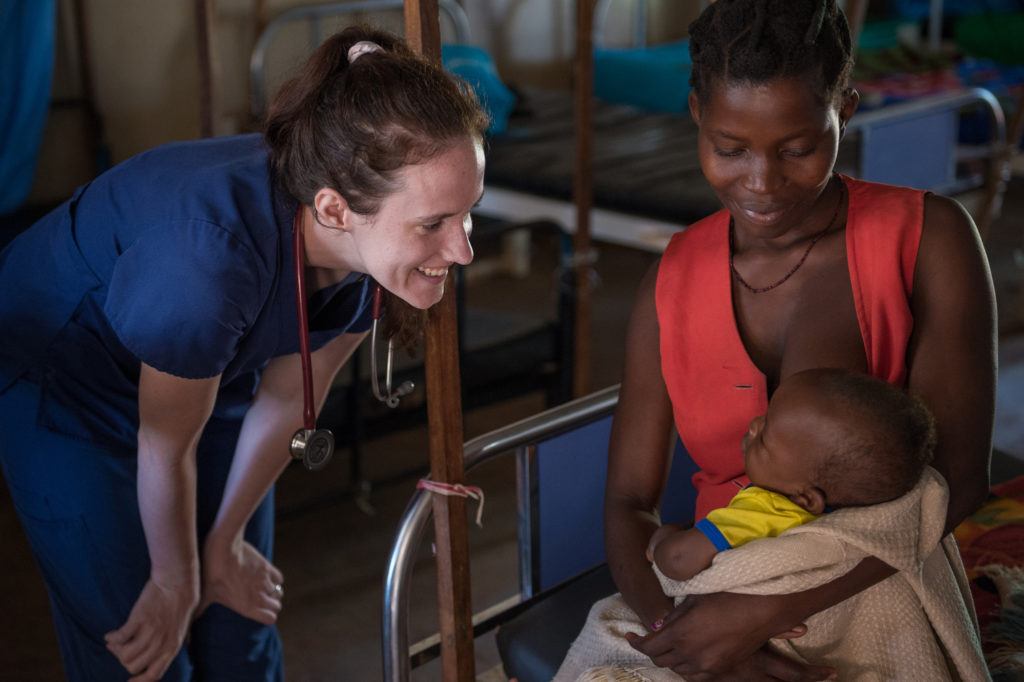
[845,87,1006,197]
[381,385,620,682]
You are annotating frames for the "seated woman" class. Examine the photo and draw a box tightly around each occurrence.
[557,369,986,681]
[602,0,995,679]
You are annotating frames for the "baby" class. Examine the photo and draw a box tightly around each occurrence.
[648,368,937,582]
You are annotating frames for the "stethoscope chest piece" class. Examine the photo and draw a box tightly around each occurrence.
[288,208,409,473]
[290,427,335,471]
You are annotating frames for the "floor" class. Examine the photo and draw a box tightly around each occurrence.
[1,176,1023,681]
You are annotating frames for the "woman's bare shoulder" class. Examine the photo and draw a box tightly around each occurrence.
[914,194,990,294]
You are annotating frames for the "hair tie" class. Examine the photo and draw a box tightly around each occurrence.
[348,40,383,64]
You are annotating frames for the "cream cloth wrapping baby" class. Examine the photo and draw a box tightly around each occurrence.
[553,467,990,682]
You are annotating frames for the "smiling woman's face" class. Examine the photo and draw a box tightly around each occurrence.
[346,136,485,310]
[691,77,856,243]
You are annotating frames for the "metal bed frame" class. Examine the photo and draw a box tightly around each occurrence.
[846,88,1006,196]
[382,384,620,682]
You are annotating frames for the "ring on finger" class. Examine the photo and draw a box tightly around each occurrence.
[273,583,284,597]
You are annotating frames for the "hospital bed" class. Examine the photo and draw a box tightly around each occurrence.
[381,385,698,681]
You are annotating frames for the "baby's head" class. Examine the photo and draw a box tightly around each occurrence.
[742,368,936,514]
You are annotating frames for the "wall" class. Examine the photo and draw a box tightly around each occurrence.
[30,0,206,203]
[28,0,702,204]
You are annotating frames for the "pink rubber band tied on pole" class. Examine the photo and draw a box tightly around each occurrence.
[417,479,486,527]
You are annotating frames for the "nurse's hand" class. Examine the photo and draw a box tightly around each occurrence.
[105,576,198,681]
[200,538,285,624]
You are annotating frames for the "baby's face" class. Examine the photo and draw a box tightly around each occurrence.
[741,414,814,498]
[742,378,837,499]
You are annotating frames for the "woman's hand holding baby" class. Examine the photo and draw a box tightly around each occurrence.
[625,591,834,681]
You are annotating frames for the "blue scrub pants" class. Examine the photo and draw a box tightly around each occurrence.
[0,380,283,681]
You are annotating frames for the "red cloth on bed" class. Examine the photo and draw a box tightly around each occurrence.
[655,176,925,520]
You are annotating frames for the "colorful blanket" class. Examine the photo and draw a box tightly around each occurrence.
[955,475,1024,680]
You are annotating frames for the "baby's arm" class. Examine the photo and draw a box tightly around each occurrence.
[647,524,719,582]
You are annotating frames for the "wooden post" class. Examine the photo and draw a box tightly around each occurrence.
[405,0,442,63]
[253,0,269,36]
[195,0,216,138]
[404,3,475,680]
[422,286,475,682]
[573,0,596,398]
[71,0,108,172]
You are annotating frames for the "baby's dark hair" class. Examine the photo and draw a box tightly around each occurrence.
[688,0,854,105]
[803,369,936,507]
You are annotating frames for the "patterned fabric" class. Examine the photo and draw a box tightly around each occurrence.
[955,476,1024,645]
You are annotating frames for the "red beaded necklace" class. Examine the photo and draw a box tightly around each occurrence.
[729,177,846,294]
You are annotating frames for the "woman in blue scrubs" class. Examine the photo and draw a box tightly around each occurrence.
[0,26,486,681]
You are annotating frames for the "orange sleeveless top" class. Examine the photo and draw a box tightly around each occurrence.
[656,176,925,520]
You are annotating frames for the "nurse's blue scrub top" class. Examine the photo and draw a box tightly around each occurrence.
[0,134,374,454]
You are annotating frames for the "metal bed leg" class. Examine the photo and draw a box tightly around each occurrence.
[348,346,376,515]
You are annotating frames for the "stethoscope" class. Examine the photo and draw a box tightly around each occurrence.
[369,288,415,408]
[288,209,414,471]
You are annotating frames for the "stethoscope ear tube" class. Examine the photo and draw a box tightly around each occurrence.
[370,286,415,408]
[290,208,335,471]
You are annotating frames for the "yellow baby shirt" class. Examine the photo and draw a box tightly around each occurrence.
[695,486,818,551]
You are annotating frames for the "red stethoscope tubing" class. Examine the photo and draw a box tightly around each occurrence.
[294,208,402,432]
[292,210,317,431]
[372,280,384,319]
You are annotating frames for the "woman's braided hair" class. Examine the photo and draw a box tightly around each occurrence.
[689,0,854,105]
